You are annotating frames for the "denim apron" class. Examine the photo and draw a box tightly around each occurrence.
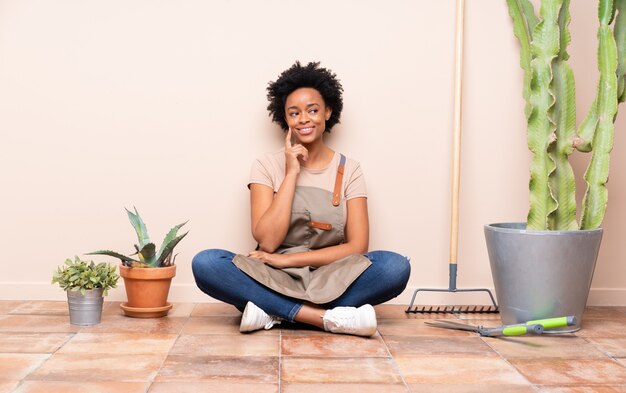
[233,154,371,304]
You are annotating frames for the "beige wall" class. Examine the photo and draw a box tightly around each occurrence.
[1,0,624,305]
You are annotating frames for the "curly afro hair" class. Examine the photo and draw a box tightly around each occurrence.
[266,61,344,132]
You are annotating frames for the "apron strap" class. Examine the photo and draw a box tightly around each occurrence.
[332,154,346,207]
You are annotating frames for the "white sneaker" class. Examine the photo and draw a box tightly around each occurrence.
[322,304,377,337]
[240,302,281,333]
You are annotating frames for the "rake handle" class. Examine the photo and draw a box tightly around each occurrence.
[450,0,465,268]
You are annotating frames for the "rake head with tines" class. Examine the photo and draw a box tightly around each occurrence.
[407,304,499,314]
[405,266,499,315]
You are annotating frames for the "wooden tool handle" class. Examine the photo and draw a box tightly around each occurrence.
[450,0,465,266]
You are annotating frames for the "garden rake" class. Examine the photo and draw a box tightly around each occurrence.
[406,0,498,314]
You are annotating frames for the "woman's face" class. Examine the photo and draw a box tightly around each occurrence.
[284,87,332,145]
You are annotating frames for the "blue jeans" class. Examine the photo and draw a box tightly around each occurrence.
[192,249,411,322]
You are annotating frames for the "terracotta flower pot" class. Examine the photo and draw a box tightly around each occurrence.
[119,265,176,318]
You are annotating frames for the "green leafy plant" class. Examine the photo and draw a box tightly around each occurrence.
[507,0,626,230]
[52,256,119,295]
[88,207,189,268]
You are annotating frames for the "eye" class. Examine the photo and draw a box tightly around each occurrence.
[288,112,299,117]
[309,109,318,114]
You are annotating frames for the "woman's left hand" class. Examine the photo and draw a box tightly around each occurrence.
[248,250,291,268]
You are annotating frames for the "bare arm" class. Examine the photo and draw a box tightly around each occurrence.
[251,129,308,252]
[250,179,296,252]
[249,197,369,267]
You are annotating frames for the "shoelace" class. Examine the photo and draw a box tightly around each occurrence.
[264,316,280,330]
[328,313,356,333]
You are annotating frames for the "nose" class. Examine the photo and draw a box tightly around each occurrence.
[298,112,310,124]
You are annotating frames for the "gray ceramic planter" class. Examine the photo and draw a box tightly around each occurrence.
[484,223,602,332]
[67,288,104,326]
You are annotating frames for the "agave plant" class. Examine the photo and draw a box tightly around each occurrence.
[507,0,626,230]
[88,208,188,268]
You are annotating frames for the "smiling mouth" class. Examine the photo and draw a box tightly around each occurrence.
[297,127,315,135]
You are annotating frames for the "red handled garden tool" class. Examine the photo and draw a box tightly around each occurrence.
[424,316,577,337]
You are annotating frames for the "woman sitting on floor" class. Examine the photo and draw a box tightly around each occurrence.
[192,61,411,337]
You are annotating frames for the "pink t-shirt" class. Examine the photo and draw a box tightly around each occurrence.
[249,149,367,203]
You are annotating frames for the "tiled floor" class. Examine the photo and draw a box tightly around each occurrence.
[0,301,625,393]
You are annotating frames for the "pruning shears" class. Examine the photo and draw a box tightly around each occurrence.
[424,316,577,337]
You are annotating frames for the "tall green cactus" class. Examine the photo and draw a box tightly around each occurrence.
[507,0,626,230]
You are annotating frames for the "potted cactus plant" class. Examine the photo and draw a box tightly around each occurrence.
[88,207,188,318]
[485,0,626,331]
[52,256,119,326]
